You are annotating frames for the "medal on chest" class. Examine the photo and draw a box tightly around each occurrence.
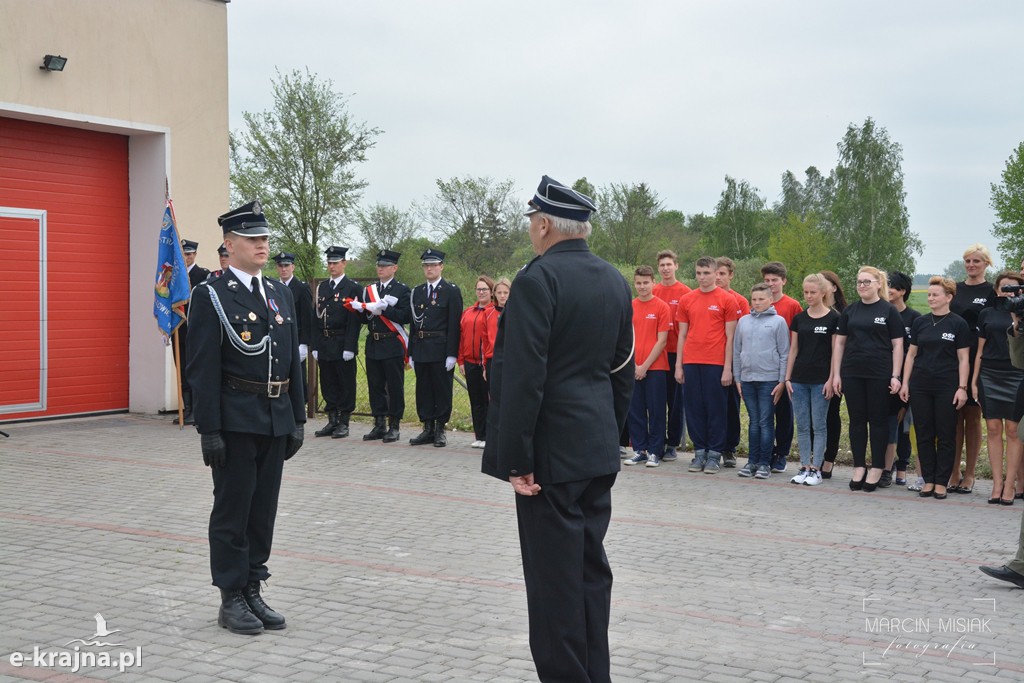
[268,298,284,325]
[240,327,252,342]
[248,312,257,321]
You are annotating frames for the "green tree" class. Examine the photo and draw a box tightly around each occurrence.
[355,203,419,259]
[420,176,526,275]
[828,118,922,283]
[991,142,1024,263]
[766,213,831,298]
[701,176,775,260]
[230,68,381,281]
[590,182,665,265]
[942,259,967,282]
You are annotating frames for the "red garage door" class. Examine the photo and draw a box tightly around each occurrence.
[0,117,129,421]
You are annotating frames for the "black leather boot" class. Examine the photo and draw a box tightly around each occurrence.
[173,390,194,425]
[433,422,447,448]
[243,581,286,630]
[409,421,435,445]
[218,588,264,635]
[315,410,340,437]
[331,413,351,439]
[362,416,386,441]
[382,417,400,443]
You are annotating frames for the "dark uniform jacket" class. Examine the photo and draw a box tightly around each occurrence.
[364,279,412,360]
[186,271,305,437]
[482,239,634,484]
[179,265,211,344]
[313,276,362,360]
[286,277,315,348]
[409,278,463,363]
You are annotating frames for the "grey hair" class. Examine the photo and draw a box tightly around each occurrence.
[543,213,592,238]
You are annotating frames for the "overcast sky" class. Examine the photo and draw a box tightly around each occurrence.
[226,1,1024,274]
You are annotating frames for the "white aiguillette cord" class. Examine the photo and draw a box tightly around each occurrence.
[611,334,635,375]
[205,284,274,380]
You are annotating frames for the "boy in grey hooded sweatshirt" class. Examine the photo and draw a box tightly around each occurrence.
[734,283,790,479]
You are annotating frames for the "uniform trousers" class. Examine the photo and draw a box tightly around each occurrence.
[414,361,454,424]
[516,473,616,683]
[844,376,891,469]
[366,356,405,419]
[318,357,357,414]
[665,353,686,450]
[464,361,488,440]
[909,385,958,485]
[1005,506,1024,576]
[628,370,667,456]
[209,431,286,590]
[683,364,728,454]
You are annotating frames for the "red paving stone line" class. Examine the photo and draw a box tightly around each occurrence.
[3,509,1018,670]
[3,448,998,566]
[0,661,106,681]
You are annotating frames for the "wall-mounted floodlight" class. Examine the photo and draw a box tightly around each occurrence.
[40,55,67,72]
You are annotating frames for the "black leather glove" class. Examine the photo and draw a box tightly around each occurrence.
[284,424,304,461]
[200,431,227,468]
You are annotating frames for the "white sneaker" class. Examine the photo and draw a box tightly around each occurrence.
[790,468,809,485]
[804,470,822,486]
[477,440,485,449]
[470,440,480,448]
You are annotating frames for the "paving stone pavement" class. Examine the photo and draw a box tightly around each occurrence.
[0,414,1022,682]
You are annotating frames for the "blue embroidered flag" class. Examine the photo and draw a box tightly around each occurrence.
[153,201,192,338]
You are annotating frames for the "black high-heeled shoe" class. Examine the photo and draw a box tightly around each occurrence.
[849,470,866,491]
[821,462,834,479]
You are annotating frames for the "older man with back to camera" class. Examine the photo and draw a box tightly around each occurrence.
[482,176,634,683]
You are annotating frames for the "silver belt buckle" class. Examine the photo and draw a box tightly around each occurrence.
[267,381,282,398]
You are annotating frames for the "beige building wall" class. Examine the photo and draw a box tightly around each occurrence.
[0,0,231,413]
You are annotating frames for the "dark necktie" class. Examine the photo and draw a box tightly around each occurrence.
[252,276,266,310]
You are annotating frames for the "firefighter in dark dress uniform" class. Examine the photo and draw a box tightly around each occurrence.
[173,239,210,425]
[408,249,463,447]
[207,243,229,279]
[186,200,305,636]
[273,251,315,403]
[482,176,634,682]
[311,246,362,438]
[353,249,411,442]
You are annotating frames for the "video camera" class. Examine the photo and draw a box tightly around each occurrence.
[996,284,1024,314]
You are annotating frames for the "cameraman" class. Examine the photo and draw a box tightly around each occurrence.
[978,281,1024,587]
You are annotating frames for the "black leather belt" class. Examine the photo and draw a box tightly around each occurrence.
[415,330,446,339]
[323,329,347,337]
[224,375,290,398]
[372,331,397,340]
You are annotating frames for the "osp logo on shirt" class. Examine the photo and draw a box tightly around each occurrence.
[708,305,720,311]
[874,317,887,325]
[942,332,957,342]
[814,326,829,334]
[973,298,989,306]
[645,313,658,320]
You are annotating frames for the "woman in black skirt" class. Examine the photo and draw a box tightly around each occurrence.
[972,271,1024,505]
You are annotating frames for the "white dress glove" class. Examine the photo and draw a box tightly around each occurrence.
[408,359,415,370]
[299,343,308,362]
[366,300,387,315]
[445,356,457,372]
[312,350,318,361]
[350,299,365,312]
[383,295,398,306]
[343,351,355,361]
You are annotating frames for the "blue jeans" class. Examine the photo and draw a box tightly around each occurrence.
[742,381,776,467]
[790,382,829,469]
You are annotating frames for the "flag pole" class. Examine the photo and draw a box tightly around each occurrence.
[167,188,186,430]
[173,328,185,429]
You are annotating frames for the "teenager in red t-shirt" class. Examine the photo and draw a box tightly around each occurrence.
[674,257,740,473]
[716,256,748,467]
[653,249,692,461]
[762,261,802,473]
[625,266,673,467]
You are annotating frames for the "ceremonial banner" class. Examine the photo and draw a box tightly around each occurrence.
[153,201,191,338]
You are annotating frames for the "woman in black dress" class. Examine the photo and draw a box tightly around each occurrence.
[972,271,1024,505]
[948,243,995,494]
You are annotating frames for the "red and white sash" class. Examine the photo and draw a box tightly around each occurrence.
[366,283,409,362]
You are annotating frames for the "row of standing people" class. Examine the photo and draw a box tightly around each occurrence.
[623,244,1024,504]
